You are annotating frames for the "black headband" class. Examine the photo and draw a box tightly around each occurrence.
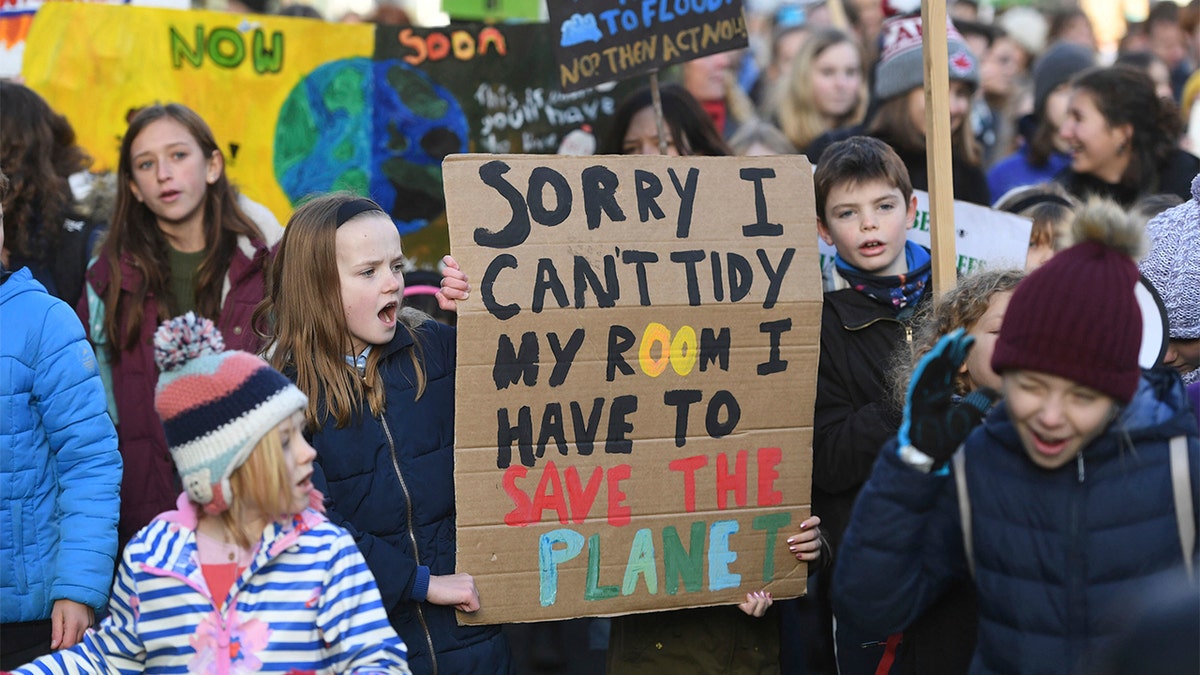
[336,198,383,227]
[1004,192,1074,215]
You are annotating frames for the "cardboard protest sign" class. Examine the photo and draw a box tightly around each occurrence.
[445,154,821,623]
[817,191,1034,288]
[548,0,748,93]
[21,3,637,265]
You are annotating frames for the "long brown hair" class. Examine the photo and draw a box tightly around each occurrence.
[256,193,425,428]
[0,81,91,263]
[774,27,868,152]
[102,103,262,355]
[868,91,983,168]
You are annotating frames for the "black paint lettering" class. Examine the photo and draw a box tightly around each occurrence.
[474,160,529,248]
[537,403,567,459]
[527,167,572,226]
[758,248,794,309]
[709,251,724,302]
[664,389,703,447]
[635,169,665,222]
[605,394,638,455]
[606,325,636,381]
[727,252,753,303]
[532,258,569,313]
[571,398,605,456]
[547,328,585,387]
[620,250,658,306]
[757,319,792,375]
[699,327,731,372]
[573,254,619,308]
[492,331,539,389]
[668,167,699,238]
[496,406,533,468]
[582,165,625,230]
[670,250,705,306]
[739,168,783,237]
[705,390,741,438]
[481,254,519,320]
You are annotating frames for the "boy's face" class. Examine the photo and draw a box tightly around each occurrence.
[1002,370,1116,470]
[817,178,917,277]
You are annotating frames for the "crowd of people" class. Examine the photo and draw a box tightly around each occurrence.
[2,0,1199,674]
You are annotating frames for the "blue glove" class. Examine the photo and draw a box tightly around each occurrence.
[898,329,999,470]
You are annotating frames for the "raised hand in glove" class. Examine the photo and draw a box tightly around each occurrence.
[897,329,999,471]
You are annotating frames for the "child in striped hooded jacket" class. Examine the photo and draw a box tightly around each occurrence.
[8,314,411,675]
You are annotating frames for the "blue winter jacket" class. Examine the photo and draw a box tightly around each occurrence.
[306,311,510,675]
[833,369,1200,674]
[0,267,121,622]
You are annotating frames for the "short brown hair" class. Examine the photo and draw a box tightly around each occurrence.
[813,136,912,224]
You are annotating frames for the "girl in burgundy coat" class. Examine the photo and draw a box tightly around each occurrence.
[77,103,280,548]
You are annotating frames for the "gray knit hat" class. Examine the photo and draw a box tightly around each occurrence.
[1031,41,1096,120]
[874,14,980,102]
[1139,173,1200,341]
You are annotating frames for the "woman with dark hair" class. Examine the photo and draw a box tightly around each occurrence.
[0,82,102,304]
[79,102,280,547]
[987,41,1096,203]
[599,82,732,156]
[1056,65,1199,207]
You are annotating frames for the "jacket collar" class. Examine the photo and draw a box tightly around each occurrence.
[146,492,327,580]
[89,233,270,296]
[826,286,919,330]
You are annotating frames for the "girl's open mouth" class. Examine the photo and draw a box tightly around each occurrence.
[1032,431,1068,456]
[378,301,398,325]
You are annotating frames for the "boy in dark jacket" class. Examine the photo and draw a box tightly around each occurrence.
[833,199,1200,674]
[809,136,931,674]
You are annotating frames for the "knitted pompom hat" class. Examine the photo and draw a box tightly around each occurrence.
[992,199,1145,403]
[874,13,980,102]
[1139,173,1200,341]
[154,313,308,514]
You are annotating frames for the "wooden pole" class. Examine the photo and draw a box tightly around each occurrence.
[922,0,957,295]
[649,70,670,155]
[826,0,849,31]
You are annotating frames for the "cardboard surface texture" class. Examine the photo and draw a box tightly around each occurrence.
[444,154,820,624]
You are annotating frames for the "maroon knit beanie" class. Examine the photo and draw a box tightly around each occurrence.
[991,202,1143,403]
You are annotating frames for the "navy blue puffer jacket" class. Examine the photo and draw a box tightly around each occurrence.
[307,312,510,675]
[833,369,1199,674]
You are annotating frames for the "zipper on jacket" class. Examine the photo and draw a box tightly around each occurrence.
[381,415,439,675]
[1076,452,1085,483]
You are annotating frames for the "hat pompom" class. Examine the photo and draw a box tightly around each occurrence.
[1070,198,1144,259]
[883,0,920,17]
[154,312,225,373]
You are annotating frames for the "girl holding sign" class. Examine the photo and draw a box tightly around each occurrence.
[257,193,512,674]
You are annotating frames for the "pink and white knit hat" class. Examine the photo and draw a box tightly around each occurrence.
[153,313,307,514]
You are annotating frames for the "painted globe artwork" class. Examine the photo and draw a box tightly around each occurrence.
[275,57,468,234]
